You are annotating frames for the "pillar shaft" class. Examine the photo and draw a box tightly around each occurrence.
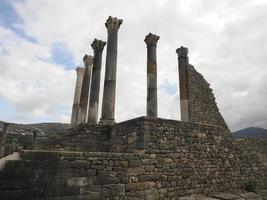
[100,16,123,124]
[87,39,106,124]
[176,46,192,122]
[145,33,160,117]
[0,123,9,158]
[70,67,85,127]
[32,130,38,150]
[77,55,93,124]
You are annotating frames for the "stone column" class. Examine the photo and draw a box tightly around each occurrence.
[32,130,38,150]
[77,55,94,124]
[100,16,123,124]
[0,122,9,158]
[176,46,192,122]
[70,67,85,127]
[145,33,160,117]
[87,39,106,124]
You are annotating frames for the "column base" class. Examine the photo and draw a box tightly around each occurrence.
[99,119,116,125]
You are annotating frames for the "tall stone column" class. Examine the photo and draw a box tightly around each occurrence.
[176,46,192,122]
[87,39,106,124]
[32,130,38,150]
[77,54,93,124]
[0,123,9,158]
[145,33,160,117]
[100,16,123,124]
[70,66,85,127]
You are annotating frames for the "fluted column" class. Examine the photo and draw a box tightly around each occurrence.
[145,33,160,117]
[77,55,93,124]
[70,67,85,127]
[100,16,123,124]
[87,39,106,124]
[176,46,192,122]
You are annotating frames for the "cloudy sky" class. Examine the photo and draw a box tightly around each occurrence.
[0,0,266,131]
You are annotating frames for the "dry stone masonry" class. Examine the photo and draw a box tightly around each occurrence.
[0,16,266,200]
[189,65,228,129]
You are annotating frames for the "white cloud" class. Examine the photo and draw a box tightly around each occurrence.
[0,0,266,131]
[0,25,75,123]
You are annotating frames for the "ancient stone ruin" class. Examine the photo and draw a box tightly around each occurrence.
[0,16,266,200]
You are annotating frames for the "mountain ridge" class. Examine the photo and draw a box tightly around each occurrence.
[232,127,267,139]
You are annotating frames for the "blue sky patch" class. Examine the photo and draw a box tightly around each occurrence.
[0,0,36,43]
[0,97,15,121]
[161,81,178,95]
[52,43,75,69]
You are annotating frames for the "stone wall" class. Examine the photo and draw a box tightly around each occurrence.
[0,117,266,199]
[41,124,112,152]
[235,138,267,188]
[0,142,264,200]
[189,65,228,129]
[27,117,265,198]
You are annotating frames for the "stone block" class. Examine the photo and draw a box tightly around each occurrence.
[141,158,158,165]
[102,184,125,197]
[129,160,141,168]
[126,182,155,192]
[138,174,161,182]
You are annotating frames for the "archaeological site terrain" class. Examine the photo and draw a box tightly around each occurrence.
[0,16,266,200]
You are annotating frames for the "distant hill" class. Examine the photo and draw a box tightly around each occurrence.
[0,121,70,137]
[233,127,267,139]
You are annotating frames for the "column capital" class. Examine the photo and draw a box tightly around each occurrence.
[176,46,188,58]
[144,33,160,47]
[105,16,123,32]
[83,54,94,65]
[91,39,106,52]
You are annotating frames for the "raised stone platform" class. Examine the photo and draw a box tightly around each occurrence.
[0,117,266,199]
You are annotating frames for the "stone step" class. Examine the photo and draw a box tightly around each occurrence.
[0,168,36,179]
[2,159,72,170]
[61,143,109,152]
[21,151,61,161]
[41,193,101,200]
[0,186,81,200]
[0,188,39,200]
[0,176,95,190]
[0,166,97,179]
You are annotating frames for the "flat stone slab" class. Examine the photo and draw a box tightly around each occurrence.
[239,192,263,200]
[179,192,264,200]
[211,193,245,200]
[178,194,221,200]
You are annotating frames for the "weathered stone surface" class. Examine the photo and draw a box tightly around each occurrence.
[126,182,155,192]
[100,16,123,124]
[176,46,191,122]
[0,122,9,158]
[70,67,84,127]
[87,39,106,124]
[178,194,217,200]
[77,55,93,125]
[176,46,228,129]
[145,33,159,118]
[211,193,245,200]
[238,192,263,200]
